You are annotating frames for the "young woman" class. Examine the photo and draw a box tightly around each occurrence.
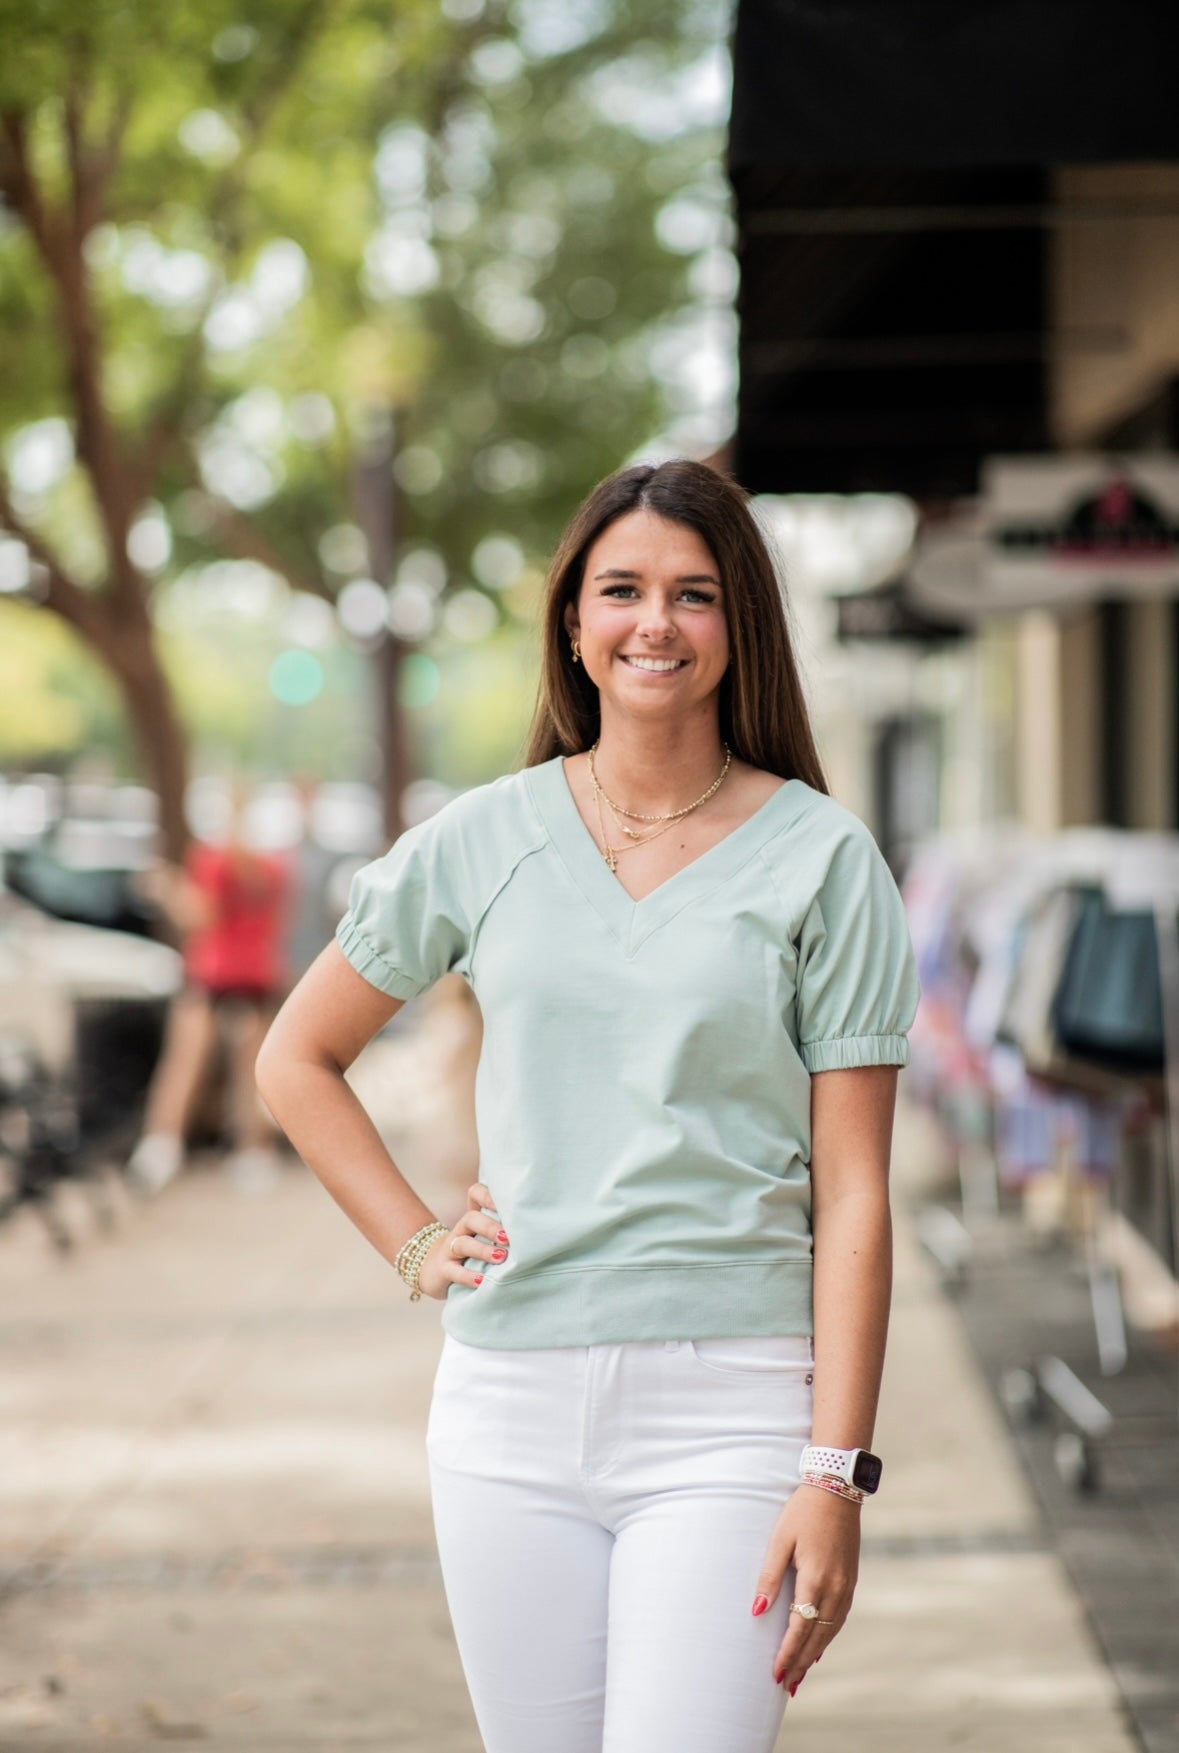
[256,460,920,1753]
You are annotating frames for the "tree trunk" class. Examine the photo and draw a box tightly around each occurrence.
[376,631,412,840]
[110,624,191,862]
[353,410,412,841]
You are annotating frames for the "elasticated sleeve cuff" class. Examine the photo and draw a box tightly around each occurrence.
[800,1032,912,1074]
[335,914,426,1000]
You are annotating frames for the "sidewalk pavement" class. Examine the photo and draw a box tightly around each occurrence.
[0,1045,1141,1751]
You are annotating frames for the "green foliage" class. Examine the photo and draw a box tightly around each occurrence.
[159,614,372,778]
[0,0,731,785]
[412,624,541,786]
[0,599,124,762]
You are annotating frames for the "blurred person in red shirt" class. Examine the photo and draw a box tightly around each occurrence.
[128,784,291,1193]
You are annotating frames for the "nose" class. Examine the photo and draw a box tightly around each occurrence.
[636,595,678,641]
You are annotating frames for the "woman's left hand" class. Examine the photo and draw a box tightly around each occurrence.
[753,1484,861,1692]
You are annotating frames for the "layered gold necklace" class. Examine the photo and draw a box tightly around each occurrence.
[586,740,733,873]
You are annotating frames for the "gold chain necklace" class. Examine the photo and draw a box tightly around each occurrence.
[588,740,732,824]
[586,742,733,872]
[591,787,681,872]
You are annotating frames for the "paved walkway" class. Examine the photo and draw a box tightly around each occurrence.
[0,1044,1140,1750]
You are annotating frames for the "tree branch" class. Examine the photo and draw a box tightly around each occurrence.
[133,0,337,496]
[97,85,133,191]
[64,79,90,238]
[166,438,332,602]
[0,112,55,257]
[64,72,130,238]
[200,496,335,604]
[0,473,124,663]
[133,270,233,500]
[3,102,143,615]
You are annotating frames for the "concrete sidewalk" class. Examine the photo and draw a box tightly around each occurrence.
[0,1054,1139,1750]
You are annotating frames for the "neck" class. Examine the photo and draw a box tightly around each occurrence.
[592,712,727,813]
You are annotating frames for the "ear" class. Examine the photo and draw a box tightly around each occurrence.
[563,599,580,640]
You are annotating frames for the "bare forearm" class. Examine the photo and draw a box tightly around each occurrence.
[258,1057,437,1270]
[809,1188,892,1451]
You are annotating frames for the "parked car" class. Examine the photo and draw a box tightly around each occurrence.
[0,874,182,1246]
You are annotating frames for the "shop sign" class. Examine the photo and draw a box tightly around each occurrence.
[984,455,1179,603]
[835,580,966,644]
[908,455,1179,621]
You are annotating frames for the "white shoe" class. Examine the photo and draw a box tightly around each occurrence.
[127,1133,184,1195]
[226,1147,282,1193]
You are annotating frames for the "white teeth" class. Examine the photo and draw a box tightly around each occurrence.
[622,656,685,671]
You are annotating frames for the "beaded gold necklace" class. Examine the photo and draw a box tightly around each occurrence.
[585,741,733,873]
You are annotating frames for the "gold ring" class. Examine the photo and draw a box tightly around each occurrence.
[790,1601,835,1625]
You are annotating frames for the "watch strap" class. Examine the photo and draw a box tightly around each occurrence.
[801,1444,857,1482]
[800,1444,881,1493]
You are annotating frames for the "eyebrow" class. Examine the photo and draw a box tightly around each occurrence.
[592,568,722,586]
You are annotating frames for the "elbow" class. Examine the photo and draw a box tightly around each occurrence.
[254,1028,282,1115]
[253,1026,333,1124]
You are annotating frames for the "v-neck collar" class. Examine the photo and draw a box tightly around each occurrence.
[524,753,811,954]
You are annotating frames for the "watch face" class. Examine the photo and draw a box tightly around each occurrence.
[852,1451,883,1493]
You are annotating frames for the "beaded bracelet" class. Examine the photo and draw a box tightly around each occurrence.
[393,1220,438,1279]
[801,1471,867,1506]
[395,1220,450,1301]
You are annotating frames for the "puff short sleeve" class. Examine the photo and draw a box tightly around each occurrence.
[794,821,920,1073]
[335,811,470,1001]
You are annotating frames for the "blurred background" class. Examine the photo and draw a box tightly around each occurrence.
[2,2,1179,1749]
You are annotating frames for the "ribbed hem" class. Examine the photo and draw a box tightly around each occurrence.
[441,1259,814,1348]
[801,1033,911,1073]
[335,914,423,1000]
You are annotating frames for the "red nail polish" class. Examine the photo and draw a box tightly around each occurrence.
[773,1669,784,1685]
[751,1595,769,1617]
[788,1681,799,1698]
[491,1249,507,1261]
[474,1274,484,1284]
[497,1230,509,1243]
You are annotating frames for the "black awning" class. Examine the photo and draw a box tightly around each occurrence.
[734,165,1052,497]
[730,2,1179,499]
[731,1,1179,174]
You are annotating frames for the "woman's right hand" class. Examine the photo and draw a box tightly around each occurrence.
[415,1182,509,1300]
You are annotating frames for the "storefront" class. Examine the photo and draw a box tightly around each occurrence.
[728,0,1179,1376]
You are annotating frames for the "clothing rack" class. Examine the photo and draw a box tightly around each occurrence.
[902,827,1179,1491]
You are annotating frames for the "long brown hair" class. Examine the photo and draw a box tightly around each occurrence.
[521,459,829,791]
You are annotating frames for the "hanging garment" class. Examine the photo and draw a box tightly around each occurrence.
[1051,886,1165,1075]
[995,885,1082,1075]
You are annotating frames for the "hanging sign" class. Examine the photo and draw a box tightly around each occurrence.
[908,454,1179,620]
[984,455,1179,603]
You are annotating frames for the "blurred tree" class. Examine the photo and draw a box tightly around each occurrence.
[0,0,729,851]
[0,600,123,762]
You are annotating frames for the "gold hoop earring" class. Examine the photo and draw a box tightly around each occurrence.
[570,638,581,664]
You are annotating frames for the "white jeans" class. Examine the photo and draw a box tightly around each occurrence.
[426,1330,815,1753]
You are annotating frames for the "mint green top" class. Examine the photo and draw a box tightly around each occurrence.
[336,755,920,1348]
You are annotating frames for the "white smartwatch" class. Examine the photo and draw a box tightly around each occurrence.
[800,1444,883,1495]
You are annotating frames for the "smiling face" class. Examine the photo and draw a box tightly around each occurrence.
[564,508,729,727]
